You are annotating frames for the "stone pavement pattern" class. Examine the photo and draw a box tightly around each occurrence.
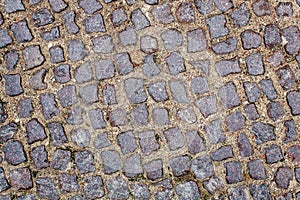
[0,0,299,199]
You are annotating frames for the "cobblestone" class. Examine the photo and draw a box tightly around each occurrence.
[0,1,299,198]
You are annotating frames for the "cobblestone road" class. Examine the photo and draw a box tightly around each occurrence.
[0,0,299,199]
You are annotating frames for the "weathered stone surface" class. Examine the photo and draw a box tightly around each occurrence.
[22,45,45,70]
[249,184,271,200]
[260,79,278,100]
[166,52,186,75]
[163,127,185,151]
[118,131,138,154]
[245,52,265,75]
[4,0,25,13]
[186,130,206,154]
[31,9,54,27]
[252,122,275,144]
[131,9,150,30]
[5,50,18,71]
[224,161,243,184]
[176,2,195,23]
[152,107,170,126]
[169,155,191,177]
[41,26,60,41]
[175,181,200,200]
[139,130,159,155]
[152,3,174,24]
[40,93,59,119]
[195,95,218,118]
[287,90,300,115]
[4,140,26,165]
[276,66,296,90]
[211,146,234,161]
[226,111,245,132]
[84,14,106,33]
[275,167,293,189]
[153,178,174,199]
[34,177,59,200]
[64,11,79,34]
[229,185,249,200]
[0,122,18,142]
[52,149,71,171]
[47,122,67,146]
[253,0,271,16]
[267,101,284,121]
[191,155,214,180]
[101,150,121,174]
[79,0,102,14]
[230,3,250,27]
[264,24,281,48]
[74,62,93,83]
[79,84,99,104]
[75,150,96,174]
[206,14,228,39]
[109,108,127,127]
[194,0,214,15]
[114,53,134,75]
[144,159,163,181]
[130,182,150,200]
[124,78,147,104]
[11,20,33,43]
[190,77,209,95]
[284,120,297,143]
[30,145,49,170]
[26,119,47,144]
[50,46,65,63]
[67,40,88,62]
[203,176,224,194]
[177,106,197,124]
[83,176,104,199]
[0,29,12,48]
[241,30,262,49]
[248,159,266,180]
[237,133,253,157]
[30,68,47,90]
[215,57,241,77]
[124,153,143,178]
[0,168,9,193]
[169,80,189,103]
[119,28,137,46]
[218,82,241,109]
[9,167,33,190]
[131,104,148,126]
[161,29,183,51]
[57,173,79,193]
[142,55,160,78]
[106,175,129,200]
[205,119,226,144]
[71,128,90,148]
[212,37,237,54]
[4,74,23,96]
[282,26,300,55]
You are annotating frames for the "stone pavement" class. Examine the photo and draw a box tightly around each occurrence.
[0,0,299,199]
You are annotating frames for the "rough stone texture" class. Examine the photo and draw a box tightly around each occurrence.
[31,9,54,27]
[212,37,237,54]
[224,161,243,184]
[191,155,214,180]
[195,95,218,118]
[4,140,27,165]
[166,52,186,75]
[4,74,23,96]
[163,127,185,151]
[26,119,47,144]
[161,29,183,51]
[29,68,47,90]
[124,153,143,178]
[175,181,200,200]
[218,82,241,109]
[52,149,71,170]
[101,150,121,174]
[57,173,79,193]
[152,3,174,24]
[144,159,163,181]
[237,133,253,157]
[245,52,265,76]
[276,66,296,90]
[287,90,300,115]
[34,177,59,200]
[11,20,33,43]
[1,1,299,198]
[211,146,234,161]
[9,167,33,190]
[118,131,138,154]
[186,131,206,154]
[22,45,45,70]
[215,57,241,77]
[131,9,150,30]
[275,167,293,189]
[169,80,189,103]
[79,0,102,14]
[106,175,129,200]
[206,14,228,39]
[75,151,96,174]
[30,145,50,170]
[115,53,134,75]
[252,122,275,144]
[247,159,266,180]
